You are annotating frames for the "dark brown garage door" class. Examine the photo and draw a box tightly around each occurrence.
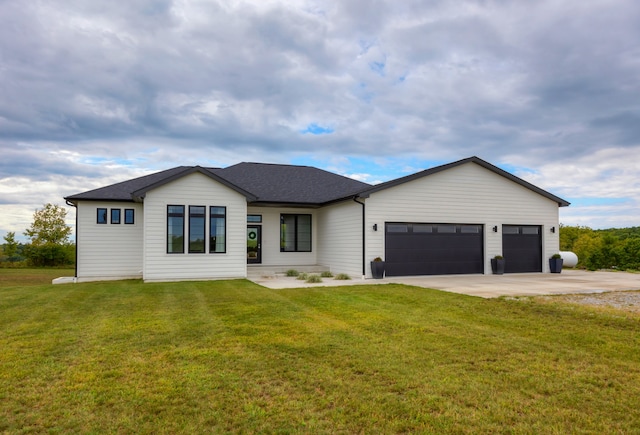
[385,223,484,276]
[502,225,542,273]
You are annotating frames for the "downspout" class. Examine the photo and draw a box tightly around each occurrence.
[65,200,78,280]
[353,196,366,278]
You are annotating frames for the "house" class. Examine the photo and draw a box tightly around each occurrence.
[64,156,569,282]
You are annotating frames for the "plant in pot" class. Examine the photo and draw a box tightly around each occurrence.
[370,257,385,279]
[549,253,563,273]
[491,255,505,275]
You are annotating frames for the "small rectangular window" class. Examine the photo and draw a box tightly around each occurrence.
[210,207,226,253]
[97,208,107,224]
[167,205,185,254]
[189,206,206,253]
[124,209,135,224]
[280,214,312,252]
[111,209,121,224]
[413,224,433,233]
[503,226,520,234]
[437,225,456,233]
[460,225,481,234]
[522,227,540,235]
[247,215,262,223]
[387,224,409,233]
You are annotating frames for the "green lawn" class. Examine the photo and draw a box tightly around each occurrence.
[1,272,639,433]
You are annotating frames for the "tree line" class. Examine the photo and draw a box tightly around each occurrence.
[1,203,74,267]
[560,225,640,271]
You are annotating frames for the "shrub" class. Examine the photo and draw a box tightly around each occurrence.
[334,273,351,280]
[305,274,323,283]
[285,269,299,277]
[320,271,333,278]
[296,273,308,280]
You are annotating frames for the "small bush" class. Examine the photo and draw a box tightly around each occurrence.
[320,271,333,278]
[334,273,351,280]
[296,273,308,280]
[305,274,323,283]
[285,269,299,277]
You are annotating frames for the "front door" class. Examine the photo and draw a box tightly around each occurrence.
[247,225,262,264]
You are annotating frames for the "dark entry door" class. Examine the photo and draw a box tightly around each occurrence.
[385,223,484,276]
[502,225,542,273]
[247,225,261,264]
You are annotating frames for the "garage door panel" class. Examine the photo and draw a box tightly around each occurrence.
[385,223,484,276]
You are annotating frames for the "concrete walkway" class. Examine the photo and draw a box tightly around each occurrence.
[249,269,640,298]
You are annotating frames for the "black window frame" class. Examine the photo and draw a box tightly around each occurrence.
[280,214,312,252]
[188,205,206,254]
[124,208,135,225]
[111,208,121,224]
[97,208,108,224]
[167,205,185,254]
[209,206,227,253]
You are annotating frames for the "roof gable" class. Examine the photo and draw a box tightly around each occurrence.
[359,156,570,207]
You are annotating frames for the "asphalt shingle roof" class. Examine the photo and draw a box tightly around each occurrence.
[65,163,372,205]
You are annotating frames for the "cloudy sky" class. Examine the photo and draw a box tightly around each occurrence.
[1,0,639,241]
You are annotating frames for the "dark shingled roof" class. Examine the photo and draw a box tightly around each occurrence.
[64,157,569,207]
[65,162,371,206]
[212,163,371,205]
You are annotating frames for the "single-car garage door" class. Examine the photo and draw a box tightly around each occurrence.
[502,225,542,273]
[385,223,484,276]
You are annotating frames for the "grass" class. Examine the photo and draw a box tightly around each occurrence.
[1,271,639,433]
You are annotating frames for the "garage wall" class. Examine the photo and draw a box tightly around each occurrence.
[316,200,363,278]
[364,162,561,276]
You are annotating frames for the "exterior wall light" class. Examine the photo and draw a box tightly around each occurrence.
[373,224,378,231]
[550,226,556,233]
[492,226,498,232]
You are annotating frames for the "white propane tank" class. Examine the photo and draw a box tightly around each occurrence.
[560,251,578,268]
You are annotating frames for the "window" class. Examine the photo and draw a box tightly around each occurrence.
[124,209,135,225]
[210,207,226,253]
[280,214,311,252]
[387,224,409,233]
[167,205,185,253]
[247,215,262,223]
[111,209,121,224]
[189,206,206,253]
[97,208,107,224]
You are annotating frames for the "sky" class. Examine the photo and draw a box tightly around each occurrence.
[1,0,639,242]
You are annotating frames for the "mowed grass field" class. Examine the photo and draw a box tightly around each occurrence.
[1,269,639,433]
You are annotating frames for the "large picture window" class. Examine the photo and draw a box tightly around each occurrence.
[167,205,185,253]
[189,206,206,253]
[280,214,311,252]
[210,207,226,253]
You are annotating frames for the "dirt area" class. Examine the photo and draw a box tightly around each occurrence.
[540,290,640,314]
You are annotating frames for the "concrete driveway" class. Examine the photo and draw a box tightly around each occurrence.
[250,269,640,298]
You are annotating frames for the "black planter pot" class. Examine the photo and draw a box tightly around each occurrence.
[549,258,563,273]
[371,261,385,279]
[491,258,505,275]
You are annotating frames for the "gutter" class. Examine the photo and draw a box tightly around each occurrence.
[353,196,366,278]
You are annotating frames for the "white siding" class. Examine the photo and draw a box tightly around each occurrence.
[76,202,143,281]
[365,162,561,276]
[143,172,247,282]
[316,200,364,278]
[246,206,317,267]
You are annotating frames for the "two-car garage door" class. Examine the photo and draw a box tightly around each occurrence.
[385,223,484,276]
[384,223,543,276]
